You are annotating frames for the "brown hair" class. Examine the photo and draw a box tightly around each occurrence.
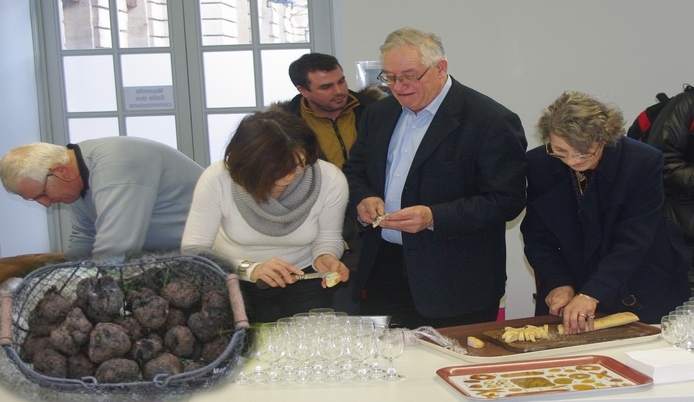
[537,91,625,154]
[224,111,319,202]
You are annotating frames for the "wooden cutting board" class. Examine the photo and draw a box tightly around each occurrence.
[428,315,660,359]
[481,322,659,353]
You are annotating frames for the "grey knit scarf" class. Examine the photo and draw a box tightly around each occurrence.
[231,164,322,236]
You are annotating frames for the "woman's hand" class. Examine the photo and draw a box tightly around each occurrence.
[561,294,598,334]
[545,285,575,316]
[250,258,304,288]
[314,254,350,288]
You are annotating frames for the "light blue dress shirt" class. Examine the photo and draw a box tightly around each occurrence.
[382,76,452,244]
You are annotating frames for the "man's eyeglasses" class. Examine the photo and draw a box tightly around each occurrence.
[24,173,54,201]
[545,143,599,161]
[377,66,430,85]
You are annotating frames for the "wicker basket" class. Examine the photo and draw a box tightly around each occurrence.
[0,254,249,394]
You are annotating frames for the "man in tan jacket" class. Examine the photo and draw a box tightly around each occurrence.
[270,53,383,313]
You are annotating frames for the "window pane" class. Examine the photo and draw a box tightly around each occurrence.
[203,51,255,108]
[121,54,173,86]
[126,116,178,149]
[207,114,247,164]
[262,48,309,106]
[118,0,170,48]
[68,117,119,143]
[258,0,309,44]
[64,55,117,113]
[200,0,251,45]
[58,0,113,49]
[121,53,175,111]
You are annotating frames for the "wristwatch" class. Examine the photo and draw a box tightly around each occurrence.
[237,260,254,276]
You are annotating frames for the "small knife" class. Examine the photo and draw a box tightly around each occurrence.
[256,271,332,290]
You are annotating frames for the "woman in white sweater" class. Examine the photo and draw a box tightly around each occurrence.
[182,111,349,322]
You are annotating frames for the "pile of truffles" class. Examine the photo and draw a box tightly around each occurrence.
[19,272,234,384]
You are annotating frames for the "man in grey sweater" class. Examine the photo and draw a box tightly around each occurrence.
[0,137,202,261]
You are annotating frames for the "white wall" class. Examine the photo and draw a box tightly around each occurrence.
[3,0,693,317]
[335,0,694,318]
[0,0,50,257]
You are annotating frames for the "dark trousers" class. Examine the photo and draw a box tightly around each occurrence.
[360,241,498,329]
[240,269,335,323]
[331,215,361,315]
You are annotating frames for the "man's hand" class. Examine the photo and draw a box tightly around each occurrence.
[378,205,433,233]
[356,197,386,225]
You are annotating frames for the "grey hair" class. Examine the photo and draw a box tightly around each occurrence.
[380,27,446,67]
[0,142,70,194]
[537,91,625,153]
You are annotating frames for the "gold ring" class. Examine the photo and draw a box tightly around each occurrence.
[587,315,595,319]
[578,312,586,318]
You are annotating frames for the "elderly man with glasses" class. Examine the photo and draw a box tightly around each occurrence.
[343,27,527,329]
[0,137,203,262]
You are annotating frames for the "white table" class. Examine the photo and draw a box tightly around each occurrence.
[187,336,694,402]
[0,333,691,401]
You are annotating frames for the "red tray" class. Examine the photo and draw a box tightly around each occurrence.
[436,354,652,400]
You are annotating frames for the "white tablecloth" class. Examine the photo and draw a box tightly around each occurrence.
[1,331,692,401]
[188,335,693,402]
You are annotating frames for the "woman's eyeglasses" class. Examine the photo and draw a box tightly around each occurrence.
[545,143,599,161]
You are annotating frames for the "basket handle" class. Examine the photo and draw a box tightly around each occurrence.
[0,291,13,346]
[225,274,250,329]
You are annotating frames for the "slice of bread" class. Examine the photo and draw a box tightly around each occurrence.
[467,336,485,348]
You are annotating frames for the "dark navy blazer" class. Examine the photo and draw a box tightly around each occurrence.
[343,77,527,318]
[521,137,690,323]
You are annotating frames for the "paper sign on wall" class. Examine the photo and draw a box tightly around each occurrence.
[124,86,175,110]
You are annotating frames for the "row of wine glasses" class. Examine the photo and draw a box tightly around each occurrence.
[233,308,406,385]
[661,297,694,351]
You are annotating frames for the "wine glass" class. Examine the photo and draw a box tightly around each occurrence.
[309,308,335,334]
[309,307,335,317]
[368,325,386,375]
[317,327,345,383]
[682,301,694,351]
[348,323,376,382]
[336,317,362,376]
[376,327,405,381]
[231,367,253,385]
[678,303,694,350]
[247,325,267,381]
[661,315,678,347]
[669,312,690,350]
[257,323,285,384]
[286,326,315,383]
[276,317,297,377]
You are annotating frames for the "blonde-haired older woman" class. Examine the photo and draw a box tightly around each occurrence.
[521,91,690,332]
